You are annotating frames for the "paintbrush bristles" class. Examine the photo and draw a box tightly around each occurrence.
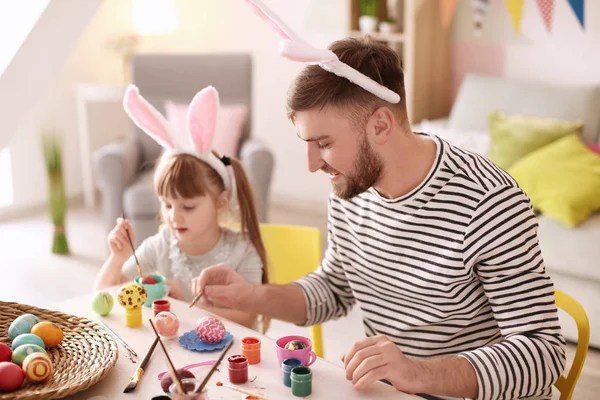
[149,319,185,394]
[189,291,203,308]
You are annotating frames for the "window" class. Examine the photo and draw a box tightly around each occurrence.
[0,148,13,207]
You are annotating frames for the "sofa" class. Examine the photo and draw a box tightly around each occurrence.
[414,74,600,348]
[93,54,274,247]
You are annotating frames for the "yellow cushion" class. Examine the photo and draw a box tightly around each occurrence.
[508,134,600,227]
[488,111,583,170]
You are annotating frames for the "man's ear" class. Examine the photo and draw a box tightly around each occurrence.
[367,107,394,145]
[216,190,232,211]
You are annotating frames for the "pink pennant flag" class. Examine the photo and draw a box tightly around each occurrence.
[535,0,555,32]
[472,0,490,36]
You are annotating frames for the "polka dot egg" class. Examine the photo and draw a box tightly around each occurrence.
[22,352,53,382]
[195,316,225,344]
[117,283,147,309]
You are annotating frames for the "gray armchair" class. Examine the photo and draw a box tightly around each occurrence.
[93,54,274,247]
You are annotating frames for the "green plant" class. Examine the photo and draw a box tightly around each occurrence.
[360,0,378,17]
[42,132,70,255]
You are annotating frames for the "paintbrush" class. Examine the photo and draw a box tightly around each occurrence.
[216,381,270,399]
[149,319,185,394]
[123,337,159,393]
[121,213,144,278]
[188,290,203,308]
[198,338,234,393]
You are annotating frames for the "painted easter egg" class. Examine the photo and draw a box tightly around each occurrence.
[0,343,11,363]
[0,361,25,391]
[284,340,307,351]
[22,352,53,382]
[11,344,47,366]
[31,322,64,348]
[8,314,40,340]
[195,316,225,344]
[117,283,147,309]
[91,291,114,316]
[11,333,45,351]
[154,311,180,337]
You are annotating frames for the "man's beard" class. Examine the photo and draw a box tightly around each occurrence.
[325,135,383,200]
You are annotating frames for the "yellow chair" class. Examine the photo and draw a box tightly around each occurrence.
[259,223,325,358]
[554,288,590,400]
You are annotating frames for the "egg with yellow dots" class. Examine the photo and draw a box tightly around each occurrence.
[22,352,53,382]
[117,283,147,309]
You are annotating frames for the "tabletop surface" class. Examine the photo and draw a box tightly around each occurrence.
[47,287,417,400]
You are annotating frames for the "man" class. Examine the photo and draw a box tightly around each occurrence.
[193,37,566,400]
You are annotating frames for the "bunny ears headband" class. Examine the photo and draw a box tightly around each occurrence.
[245,0,401,104]
[123,85,237,205]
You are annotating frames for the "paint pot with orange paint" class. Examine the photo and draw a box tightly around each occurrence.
[241,336,261,364]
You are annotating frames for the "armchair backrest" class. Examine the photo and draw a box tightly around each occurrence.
[130,53,253,166]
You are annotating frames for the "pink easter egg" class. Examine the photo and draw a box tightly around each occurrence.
[195,316,225,344]
[154,312,180,337]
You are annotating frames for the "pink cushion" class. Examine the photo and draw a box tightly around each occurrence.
[586,143,600,155]
[164,101,248,157]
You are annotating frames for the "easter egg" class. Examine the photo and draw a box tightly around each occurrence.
[11,344,47,366]
[0,361,25,391]
[160,368,195,393]
[31,322,64,348]
[154,311,180,337]
[141,275,158,284]
[11,333,45,351]
[91,291,114,316]
[284,340,307,351]
[22,352,53,382]
[8,314,40,340]
[195,316,225,344]
[117,283,147,309]
[0,343,11,363]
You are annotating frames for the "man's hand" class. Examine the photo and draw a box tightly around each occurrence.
[192,264,256,311]
[343,335,422,393]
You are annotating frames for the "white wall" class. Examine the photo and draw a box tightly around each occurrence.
[2,0,350,220]
[452,0,600,90]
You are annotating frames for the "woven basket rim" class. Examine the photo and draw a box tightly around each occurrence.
[0,301,119,400]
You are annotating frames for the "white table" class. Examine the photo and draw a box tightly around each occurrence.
[49,288,418,400]
[74,83,127,208]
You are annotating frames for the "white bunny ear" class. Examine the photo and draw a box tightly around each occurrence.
[123,85,175,149]
[187,86,219,154]
[245,0,306,44]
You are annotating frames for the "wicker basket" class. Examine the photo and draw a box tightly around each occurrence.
[0,301,118,400]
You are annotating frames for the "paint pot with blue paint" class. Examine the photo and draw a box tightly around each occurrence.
[281,358,302,387]
[291,366,312,397]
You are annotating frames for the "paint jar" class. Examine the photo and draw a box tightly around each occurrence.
[228,355,248,384]
[291,366,312,397]
[241,337,261,364]
[281,358,302,387]
[152,299,171,317]
[168,378,208,400]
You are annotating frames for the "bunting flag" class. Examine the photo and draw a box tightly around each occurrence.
[505,0,526,35]
[441,0,459,28]
[567,0,585,28]
[472,0,490,36]
[535,0,555,33]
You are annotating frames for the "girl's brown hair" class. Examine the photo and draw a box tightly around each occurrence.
[154,152,268,285]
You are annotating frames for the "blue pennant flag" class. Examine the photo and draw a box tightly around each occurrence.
[567,0,585,28]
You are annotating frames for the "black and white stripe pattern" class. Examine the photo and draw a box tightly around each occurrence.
[295,135,566,400]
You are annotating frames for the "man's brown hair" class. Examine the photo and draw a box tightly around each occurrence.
[286,36,407,127]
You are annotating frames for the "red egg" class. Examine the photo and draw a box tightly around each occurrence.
[0,343,11,362]
[0,361,25,391]
[195,316,225,344]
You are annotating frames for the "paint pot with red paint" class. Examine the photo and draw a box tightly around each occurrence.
[228,354,248,384]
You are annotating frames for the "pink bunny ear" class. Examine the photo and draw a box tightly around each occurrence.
[245,0,305,44]
[187,86,219,154]
[123,85,174,149]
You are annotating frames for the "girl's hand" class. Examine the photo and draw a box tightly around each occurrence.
[164,279,184,300]
[107,218,134,263]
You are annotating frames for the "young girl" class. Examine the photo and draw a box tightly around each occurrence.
[93,85,268,330]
